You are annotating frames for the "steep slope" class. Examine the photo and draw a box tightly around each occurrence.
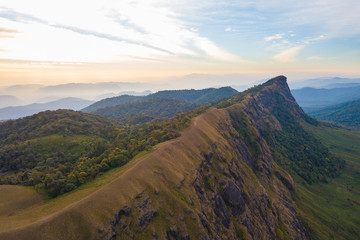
[82,87,238,113]
[0,76,350,240]
[0,98,94,120]
[308,99,360,128]
[291,86,360,112]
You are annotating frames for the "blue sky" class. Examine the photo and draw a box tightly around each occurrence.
[0,0,359,85]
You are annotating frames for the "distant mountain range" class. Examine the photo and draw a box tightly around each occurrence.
[0,82,157,104]
[289,77,360,89]
[0,95,23,108]
[291,86,360,112]
[93,90,152,101]
[82,87,238,117]
[308,98,360,128]
[94,98,200,119]
[0,97,94,120]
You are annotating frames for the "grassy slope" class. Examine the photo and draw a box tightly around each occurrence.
[297,123,360,240]
[0,185,43,217]
[0,108,228,239]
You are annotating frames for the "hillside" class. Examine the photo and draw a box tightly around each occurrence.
[291,86,360,112]
[0,107,207,197]
[82,87,237,113]
[93,98,200,119]
[308,99,360,128]
[0,98,94,120]
[0,76,358,240]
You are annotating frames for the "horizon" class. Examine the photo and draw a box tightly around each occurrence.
[1,0,360,86]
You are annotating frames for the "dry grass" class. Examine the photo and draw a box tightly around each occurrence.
[0,108,231,240]
[0,185,43,217]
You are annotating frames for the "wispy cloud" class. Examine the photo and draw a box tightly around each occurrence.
[0,7,45,24]
[265,33,284,42]
[52,24,174,55]
[0,2,240,63]
[273,45,304,62]
[0,27,19,38]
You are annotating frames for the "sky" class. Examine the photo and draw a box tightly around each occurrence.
[0,0,360,86]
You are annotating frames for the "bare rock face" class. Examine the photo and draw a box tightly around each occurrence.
[95,76,310,240]
[222,181,246,216]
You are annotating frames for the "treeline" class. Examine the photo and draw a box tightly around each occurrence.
[0,107,208,197]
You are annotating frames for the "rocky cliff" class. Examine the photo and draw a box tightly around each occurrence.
[0,76,312,240]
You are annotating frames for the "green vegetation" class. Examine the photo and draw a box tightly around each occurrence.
[94,98,200,119]
[82,95,142,113]
[269,100,345,184]
[0,107,208,197]
[308,98,360,128]
[83,86,238,113]
[296,123,360,240]
[228,110,261,162]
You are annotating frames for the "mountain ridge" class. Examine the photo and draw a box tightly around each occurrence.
[0,97,94,120]
[82,86,238,113]
[0,76,352,240]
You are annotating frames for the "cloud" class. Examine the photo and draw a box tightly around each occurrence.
[303,35,326,44]
[308,56,322,60]
[272,45,304,62]
[265,33,284,42]
[0,7,46,24]
[52,24,174,55]
[0,2,240,63]
[0,27,19,38]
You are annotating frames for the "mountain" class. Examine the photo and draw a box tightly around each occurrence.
[93,91,152,101]
[289,77,360,89]
[0,76,358,240]
[308,99,360,128]
[0,82,158,103]
[0,98,94,120]
[82,95,143,113]
[0,95,23,108]
[291,86,360,112]
[83,87,238,113]
[93,98,200,119]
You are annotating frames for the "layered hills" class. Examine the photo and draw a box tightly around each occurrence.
[308,99,360,128]
[82,87,237,113]
[291,86,360,112]
[0,97,94,120]
[0,76,358,240]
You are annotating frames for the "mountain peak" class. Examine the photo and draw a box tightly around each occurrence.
[262,75,289,91]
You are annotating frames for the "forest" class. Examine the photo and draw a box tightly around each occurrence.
[0,107,208,197]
